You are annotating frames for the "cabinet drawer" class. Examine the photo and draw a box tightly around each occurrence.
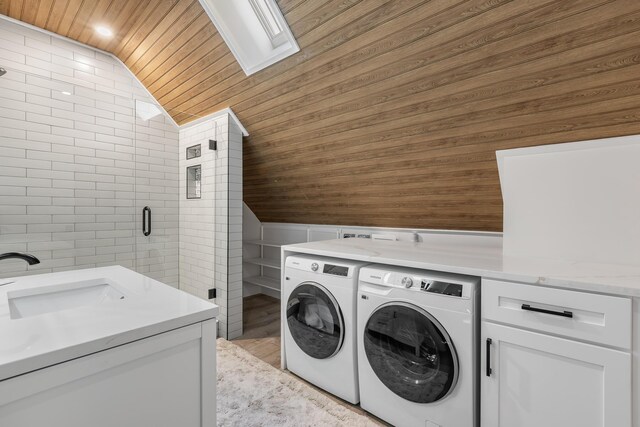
[482,278,631,349]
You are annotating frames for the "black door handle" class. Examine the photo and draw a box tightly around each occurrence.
[142,206,151,236]
[486,338,492,377]
[521,304,573,318]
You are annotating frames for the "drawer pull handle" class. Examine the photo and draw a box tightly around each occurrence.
[521,304,573,318]
[486,338,492,377]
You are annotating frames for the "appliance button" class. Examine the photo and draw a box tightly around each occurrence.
[401,276,413,288]
[311,262,319,272]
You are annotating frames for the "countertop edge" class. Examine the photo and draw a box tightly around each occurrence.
[0,307,218,382]
[281,243,640,299]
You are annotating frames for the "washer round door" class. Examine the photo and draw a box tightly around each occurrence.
[364,302,459,403]
[286,282,344,359]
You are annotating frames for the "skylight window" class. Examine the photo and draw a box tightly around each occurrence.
[198,0,299,75]
[248,0,286,48]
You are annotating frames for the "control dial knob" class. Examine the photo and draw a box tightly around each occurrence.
[311,263,319,272]
[401,276,413,288]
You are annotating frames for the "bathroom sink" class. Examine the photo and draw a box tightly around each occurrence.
[7,279,125,319]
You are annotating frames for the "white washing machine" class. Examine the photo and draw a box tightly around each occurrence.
[357,264,480,427]
[283,254,369,404]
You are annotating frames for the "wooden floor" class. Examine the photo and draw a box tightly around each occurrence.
[232,294,282,368]
[232,294,388,425]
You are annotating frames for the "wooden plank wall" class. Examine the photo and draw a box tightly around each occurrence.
[3,0,640,231]
[234,0,640,231]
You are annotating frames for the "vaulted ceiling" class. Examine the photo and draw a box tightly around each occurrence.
[0,0,231,122]
[3,0,640,231]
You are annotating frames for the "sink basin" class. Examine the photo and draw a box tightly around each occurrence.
[7,279,125,319]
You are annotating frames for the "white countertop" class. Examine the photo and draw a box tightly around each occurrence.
[282,237,640,298]
[0,266,218,381]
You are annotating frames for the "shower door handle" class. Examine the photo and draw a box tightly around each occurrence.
[142,206,151,236]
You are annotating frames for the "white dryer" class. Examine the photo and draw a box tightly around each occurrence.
[357,264,479,427]
[283,254,369,404]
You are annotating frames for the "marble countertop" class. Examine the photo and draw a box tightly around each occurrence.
[0,266,218,381]
[282,237,640,298]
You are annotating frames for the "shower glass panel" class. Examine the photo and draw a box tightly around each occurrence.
[133,99,179,287]
[0,65,180,284]
[0,67,138,277]
[0,61,223,302]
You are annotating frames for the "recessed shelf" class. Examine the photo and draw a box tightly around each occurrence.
[244,275,280,291]
[244,257,280,269]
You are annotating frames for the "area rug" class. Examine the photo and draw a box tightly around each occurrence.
[217,339,380,426]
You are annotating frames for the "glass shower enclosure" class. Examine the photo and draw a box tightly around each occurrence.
[0,65,179,287]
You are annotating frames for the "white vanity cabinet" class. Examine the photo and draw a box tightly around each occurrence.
[0,320,217,427]
[481,279,633,427]
[0,267,218,427]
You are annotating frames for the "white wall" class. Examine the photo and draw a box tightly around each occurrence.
[498,135,640,267]
[225,118,244,338]
[0,17,179,285]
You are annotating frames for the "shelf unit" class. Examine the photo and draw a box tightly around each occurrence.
[243,275,280,292]
[242,238,287,296]
[244,256,281,269]
[244,239,284,248]
[243,223,320,297]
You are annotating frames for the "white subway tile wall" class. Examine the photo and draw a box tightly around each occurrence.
[0,18,179,286]
[179,118,219,302]
[179,115,243,339]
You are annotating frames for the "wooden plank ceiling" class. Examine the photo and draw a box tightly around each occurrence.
[2,0,640,231]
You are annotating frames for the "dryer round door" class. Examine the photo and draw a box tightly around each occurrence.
[286,282,344,359]
[363,302,459,404]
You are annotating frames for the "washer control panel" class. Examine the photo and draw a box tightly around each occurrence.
[401,276,413,288]
[420,280,463,297]
[359,265,478,299]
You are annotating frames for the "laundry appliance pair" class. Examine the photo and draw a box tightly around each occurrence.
[282,254,479,427]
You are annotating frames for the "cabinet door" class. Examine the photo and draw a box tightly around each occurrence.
[0,321,217,427]
[482,322,631,427]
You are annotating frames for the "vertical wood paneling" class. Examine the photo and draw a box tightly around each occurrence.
[55,0,84,37]
[43,0,69,32]
[33,0,54,27]
[72,0,113,44]
[3,0,640,230]
[7,0,25,19]
[20,0,41,23]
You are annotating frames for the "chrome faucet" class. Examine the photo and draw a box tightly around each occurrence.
[0,252,40,265]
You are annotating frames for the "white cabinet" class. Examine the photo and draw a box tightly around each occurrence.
[481,279,632,427]
[0,320,217,427]
[482,322,631,427]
